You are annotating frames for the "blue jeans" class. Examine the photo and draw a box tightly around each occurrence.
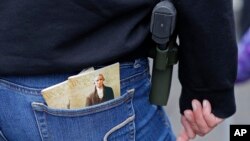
[0,58,176,141]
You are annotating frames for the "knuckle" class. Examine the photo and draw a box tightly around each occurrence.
[191,124,199,131]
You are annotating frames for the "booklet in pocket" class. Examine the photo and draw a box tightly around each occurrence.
[41,63,120,109]
[68,63,120,109]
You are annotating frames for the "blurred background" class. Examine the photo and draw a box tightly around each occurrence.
[162,0,250,140]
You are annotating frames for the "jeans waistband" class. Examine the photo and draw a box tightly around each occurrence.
[0,58,149,90]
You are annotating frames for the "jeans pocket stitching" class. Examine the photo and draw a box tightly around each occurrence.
[103,115,135,141]
[0,130,8,141]
[32,89,135,141]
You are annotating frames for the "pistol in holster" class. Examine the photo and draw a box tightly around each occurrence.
[149,0,178,106]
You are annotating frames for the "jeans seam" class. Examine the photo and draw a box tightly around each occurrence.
[33,110,49,141]
[130,120,136,141]
[0,130,8,141]
[0,79,41,95]
[130,98,136,141]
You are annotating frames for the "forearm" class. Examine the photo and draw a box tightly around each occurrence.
[174,0,237,118]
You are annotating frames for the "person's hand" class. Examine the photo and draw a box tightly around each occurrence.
[177,99,224,141]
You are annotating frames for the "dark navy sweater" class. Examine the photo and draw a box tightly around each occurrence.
[0,0,237,118]
[0,0,156,74]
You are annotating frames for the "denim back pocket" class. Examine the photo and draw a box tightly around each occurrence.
[0,130,8,141]
[31,90,135,141]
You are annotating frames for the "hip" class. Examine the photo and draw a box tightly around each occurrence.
[0,58,175,141]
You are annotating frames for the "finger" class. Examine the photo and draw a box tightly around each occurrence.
[184,110,206,136]
[192,99,210,134]
[181,115,196,139]
[176,129,190,141]
[202,99,224,128]
[184,110,199,132]
[202,99,218,127]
